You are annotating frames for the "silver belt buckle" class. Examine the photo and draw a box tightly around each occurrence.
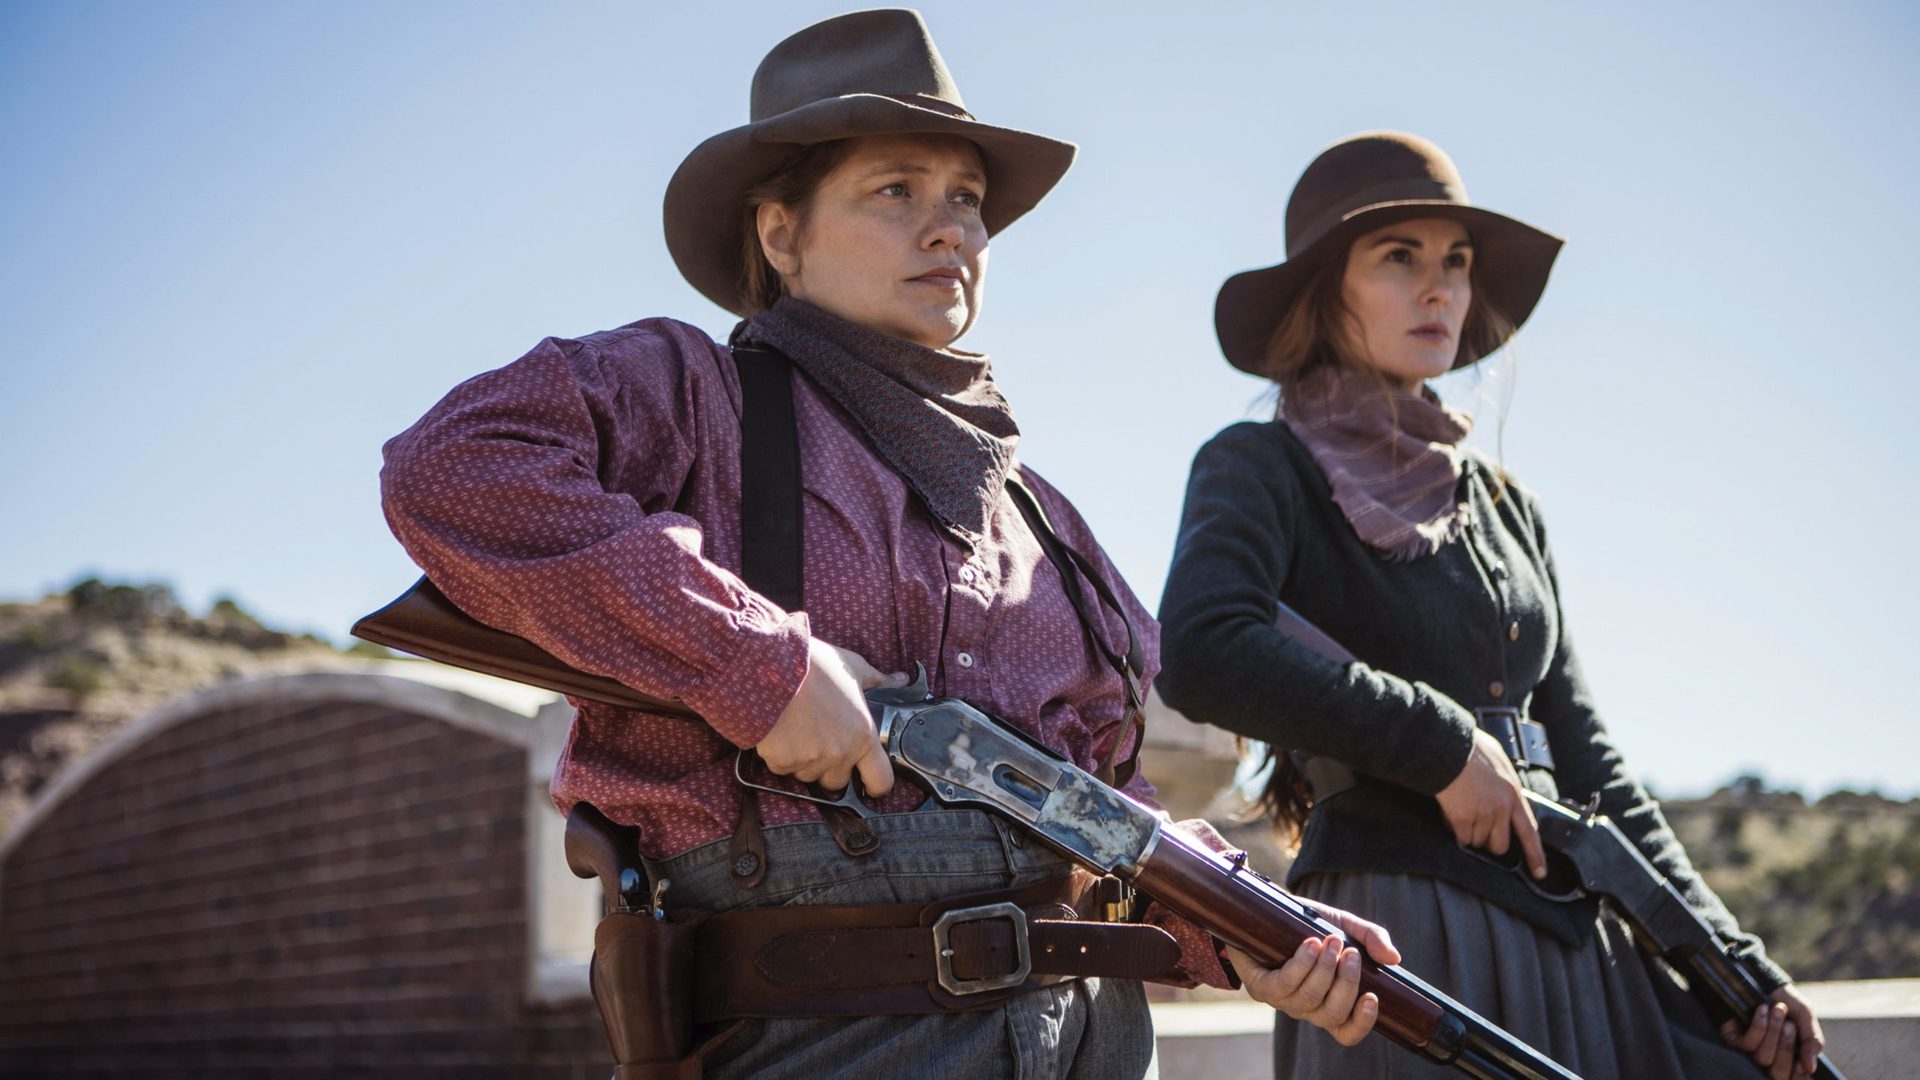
[931,902,1031,995]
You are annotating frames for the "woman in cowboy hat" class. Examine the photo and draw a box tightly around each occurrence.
[380,11,1394,1077]
[1157,131,1825,1079]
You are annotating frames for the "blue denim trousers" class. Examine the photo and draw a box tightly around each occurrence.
[656,807,1158,1080]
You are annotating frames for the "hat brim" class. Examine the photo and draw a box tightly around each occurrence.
[665,94,1076,315]
[1215,201,1564,376]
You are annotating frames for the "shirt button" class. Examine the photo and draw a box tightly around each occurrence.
[957,652,975,668]
[960,566,976,584]
[1508,621,1521,641]
[1489,680,1505,698]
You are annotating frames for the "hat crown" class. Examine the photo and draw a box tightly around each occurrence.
[1285,132,1469,258]
[750,9,968,122]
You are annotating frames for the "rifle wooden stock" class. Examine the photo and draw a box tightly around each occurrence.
[1132,827,1444,1047]
[354,577,698,718]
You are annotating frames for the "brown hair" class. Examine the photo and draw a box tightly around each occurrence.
[1251,242,1517,849]
[736,140,858,314]
[1261,241,1518,403]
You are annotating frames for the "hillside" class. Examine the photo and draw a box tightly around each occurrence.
[0,579,368,834]
[1667,779,1920,981]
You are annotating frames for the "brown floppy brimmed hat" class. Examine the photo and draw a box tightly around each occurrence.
[665,8,1077,316]
[1215,131,1564,375]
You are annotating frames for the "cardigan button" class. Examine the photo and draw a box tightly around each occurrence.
[1508,621,1521,641]
[1489,681,1506,698]
[1493,561,1509,579]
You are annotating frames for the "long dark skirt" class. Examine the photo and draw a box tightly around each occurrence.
[1271,872,1761,1080]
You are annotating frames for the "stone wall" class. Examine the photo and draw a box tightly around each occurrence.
[0,672,606,1078]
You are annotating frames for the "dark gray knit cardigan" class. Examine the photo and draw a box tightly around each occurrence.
[1156,419,1788,991]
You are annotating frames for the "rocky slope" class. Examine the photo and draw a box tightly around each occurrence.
[0,579,366,834]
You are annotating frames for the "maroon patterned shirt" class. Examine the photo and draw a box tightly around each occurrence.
[381,317,1227,985]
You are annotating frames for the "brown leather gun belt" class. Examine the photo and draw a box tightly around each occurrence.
[686,870,1180,1020]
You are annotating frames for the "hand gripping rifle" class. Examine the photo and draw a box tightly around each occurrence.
[1264,599,1846,1080]
[1524,796,1844,1079]
[354,579,1580,1080]
[868,664,1580,1080]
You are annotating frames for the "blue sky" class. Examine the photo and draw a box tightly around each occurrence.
[2,1,1915,798]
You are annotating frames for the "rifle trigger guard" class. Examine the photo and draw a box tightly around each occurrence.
[930,902,1031,995]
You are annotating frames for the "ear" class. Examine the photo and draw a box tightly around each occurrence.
[755,202,802,279]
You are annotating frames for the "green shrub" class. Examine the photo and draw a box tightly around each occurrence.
[46,657,107,700]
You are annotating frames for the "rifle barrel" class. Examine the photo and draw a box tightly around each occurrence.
[1127,827,1581,1080]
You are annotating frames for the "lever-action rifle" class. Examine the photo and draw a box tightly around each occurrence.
[355,579,1580,1080]
[1266,600,1845,1080]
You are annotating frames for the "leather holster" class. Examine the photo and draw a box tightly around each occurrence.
[590,909,739,1080]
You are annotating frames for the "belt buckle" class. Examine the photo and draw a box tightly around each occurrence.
[931,902,1031,995]
[1473,706,1525,762]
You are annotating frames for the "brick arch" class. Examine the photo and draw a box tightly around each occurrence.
[0,669,603,1077]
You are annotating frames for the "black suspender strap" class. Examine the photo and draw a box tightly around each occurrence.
[729,345,800,885]
[733,347,805,614]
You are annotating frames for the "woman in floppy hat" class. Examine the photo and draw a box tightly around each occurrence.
[380,11,1394,1077]
[1157,131,1825,1079]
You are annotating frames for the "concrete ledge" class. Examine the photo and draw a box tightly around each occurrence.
[1800,979,1920,1080]
[1151,1001,1271,1080]
[1152,980,1920,1080]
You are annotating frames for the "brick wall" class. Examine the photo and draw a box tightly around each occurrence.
[0,694,609,1078]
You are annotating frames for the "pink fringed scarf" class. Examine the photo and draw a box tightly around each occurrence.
[1281,365,1474,562]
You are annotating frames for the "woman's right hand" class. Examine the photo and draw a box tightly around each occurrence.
[755,639,905,795]
[1434,729,1547,879]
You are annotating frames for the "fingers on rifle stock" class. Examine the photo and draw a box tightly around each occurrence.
[1358,920,1400,965]
[1513,798,1547,878]
[1331,992,1380,1047]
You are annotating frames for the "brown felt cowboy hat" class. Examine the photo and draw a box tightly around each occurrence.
[1215,132,1564,375]
[665,9,1077,315]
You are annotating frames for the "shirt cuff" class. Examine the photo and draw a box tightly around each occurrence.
[1142,817,1242,989]
[679,596,811,748]
[1736,940,1793,995]
[1147,906,1238,989]
[1399,692,1480,796]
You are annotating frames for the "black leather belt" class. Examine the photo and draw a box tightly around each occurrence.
[1295,709,1554,803]
[1473,707,1555,772]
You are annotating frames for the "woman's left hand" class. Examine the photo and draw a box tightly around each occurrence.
[1719,984,1825,1080]
[1228,905,1401,1046]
